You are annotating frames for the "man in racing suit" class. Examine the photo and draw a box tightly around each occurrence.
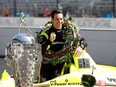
[36,9,87,82]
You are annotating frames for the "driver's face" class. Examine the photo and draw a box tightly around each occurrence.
[52,13,64,29]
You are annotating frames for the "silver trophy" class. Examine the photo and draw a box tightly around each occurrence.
[5,12,42,87]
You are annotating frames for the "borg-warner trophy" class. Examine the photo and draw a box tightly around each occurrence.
[5,12,42,87]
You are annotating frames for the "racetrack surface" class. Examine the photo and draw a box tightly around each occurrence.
[0,58,39,79]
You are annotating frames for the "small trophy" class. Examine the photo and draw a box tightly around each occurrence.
[5,12,42,87]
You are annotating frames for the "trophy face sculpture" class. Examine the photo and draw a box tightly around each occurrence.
[5,12,42,87]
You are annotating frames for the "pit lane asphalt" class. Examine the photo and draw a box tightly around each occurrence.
[0,58,39,79]
[0,58,12,75]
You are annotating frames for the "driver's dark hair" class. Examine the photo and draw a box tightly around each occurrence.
[51,9,63,19]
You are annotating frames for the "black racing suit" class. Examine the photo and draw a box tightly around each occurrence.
[37,25,87,81]
[40,26,65,55]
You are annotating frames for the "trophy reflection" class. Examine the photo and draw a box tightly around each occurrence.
[5,12,42,87]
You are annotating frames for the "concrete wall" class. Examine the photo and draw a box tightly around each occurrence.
[80,30,116,66]
[0,17,116,66]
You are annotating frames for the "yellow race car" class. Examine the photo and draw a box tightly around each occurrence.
[0,51,116,87]
[33,51,116,87]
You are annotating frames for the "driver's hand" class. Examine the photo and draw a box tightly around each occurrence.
[50,32,56,42]
[73,46,83,57]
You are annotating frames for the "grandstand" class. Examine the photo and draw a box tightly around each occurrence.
[0,0,115,17]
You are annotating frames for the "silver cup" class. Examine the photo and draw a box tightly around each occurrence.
[5,12,42,87]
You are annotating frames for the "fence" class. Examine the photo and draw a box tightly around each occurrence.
[0,0,115,17]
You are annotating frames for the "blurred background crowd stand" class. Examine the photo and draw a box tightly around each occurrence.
[0,0,115,18]
[2,8,11,17]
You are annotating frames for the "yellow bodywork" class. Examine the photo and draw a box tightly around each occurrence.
[0,70,15,87]
[0,52,116,87]
[35,52,116,87]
